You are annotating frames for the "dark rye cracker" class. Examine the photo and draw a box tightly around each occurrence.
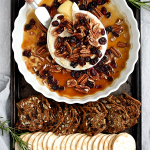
[66,104,81,134]
[115,94,141,128]
[54,104,74,136]
[104,104,130,134]
[15,97,43,131]
[79,106,106,136]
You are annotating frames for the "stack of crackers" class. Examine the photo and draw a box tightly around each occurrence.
[15,93,141,135]
[15,132,136,150]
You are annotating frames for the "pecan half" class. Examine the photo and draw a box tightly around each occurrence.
[92,7,103,20]
[77,74,89,85]
[67,79,77,87]
[74,32,86,40]
[37,32,46,40]
[64,41,72,54]
[54,50,68,57]
[51,26,60,37]
[75,13,88,19]
[80,53,93,58]
[112,25,124,34]
[73,47,82,54]
[88,33,98,47]
[36,45,47,55]
[110,47,121,58]
[80,48,91,54]
[62,68,67,74]
[54,37,62,49]
[117,42,128,48]
[74,85,90,94]
[70,42,76,47]
[87,68,99,80]
[39,23,48,33]
[92,23,101,39]
[68,53,80,61]
[115,18,123,25]
[50,65,62,73]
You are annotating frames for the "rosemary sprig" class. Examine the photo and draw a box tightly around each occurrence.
[127,0,150,11]
[0,117,29,150]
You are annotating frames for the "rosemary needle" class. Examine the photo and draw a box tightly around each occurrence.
[127,0,150,11]
[0,117,29,150]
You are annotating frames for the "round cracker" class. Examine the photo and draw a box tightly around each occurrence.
[82,136,91,150]
[108,134,117,150]
[65,133,79,150]
[93,134,105,150]
[61,134,72,150]
[99,134,110,150]
[33,133,43,150]
[76,135,87,150]
[15,134,27,150]
[52,135,66,150]
[38,133,47,150]
[112,133,136,150]
[47,133,59,150]
[88,134,101,150]
[43,132,53,150]
[103,134,116,150]
[71,134,84,150]
[28,132,42,150]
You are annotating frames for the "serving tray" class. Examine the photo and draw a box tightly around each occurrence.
[10,0,141,149]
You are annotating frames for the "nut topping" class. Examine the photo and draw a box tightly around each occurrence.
[50,65,62,73]
[110,47,121,58]
[54,37,62,49]
[87,68,99,80]
[74,85,90,94]
[77,74,89,85]
[117,42,128,48]
[36,45,47,55]
[67,79,77,87]
[64,41,72,54]
[39,23,48,33]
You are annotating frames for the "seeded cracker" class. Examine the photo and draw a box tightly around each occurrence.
[15,97,43,131]
[103,104,130,134]
[55,104,74,135]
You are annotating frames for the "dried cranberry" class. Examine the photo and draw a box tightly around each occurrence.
[101,56,108,63]
[37,42,47,46]
[104,64,112,71]
[48,55,53,60]
[105,26,113,34]
[104,70,110,76]
[70,61,78,68]
[75,71,81,78]
[79,4,87,10]
[54,0,60,8]
[101,0,107,5]
[90,59,95,65]
[85,57,91,62]
[90,47,97,54]
[60,45,66,53]
[110,60,117,68]
[56,27,64,34]
[41,4,47,7]
[76,41,83,48]
[23,50,31,58]
[57,15,64,20]
[101,7,107,15]
[99,37,107,45]
[96,50,102,58]
[87,5,93,12]
[63,37,70,42]
[96,66,104,73]
[40,74,46,79]
[53,80,59,85]
[59,22,65,28]
[93,57,99,64]
[50,6,57,18]
[62,21,68,26]
[78,58,86,67]
[70,71,76,77]
[92,1,98,7]
[70,36,77,43]
[106,12,111,18]
[29,18,35,25]
[43,70,48,75]
[95,85,102,89]
[84,29,89,35]
[105,49,111,55]
[101,29,105,35]
[90,68,97,76]
[58,37,63,43]
[36,71,39,76]
[52,84,59,90]
[97,0,103,5]
[107,76,113,81]
[39,36,46,42]
[24,24,31,31]
[48,77,54,84]
[47,72,53,78]
[59,86,65,91]
[86,81,94,88]
[112,31,119,37]
[52,20,59,26]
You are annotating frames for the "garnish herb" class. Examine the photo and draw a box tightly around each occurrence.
[0,117,29,150]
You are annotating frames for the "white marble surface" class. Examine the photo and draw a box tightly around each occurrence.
[0,0,150,150]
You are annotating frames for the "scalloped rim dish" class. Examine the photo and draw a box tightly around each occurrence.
[12,0,140,104]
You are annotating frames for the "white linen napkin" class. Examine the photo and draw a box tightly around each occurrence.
[0,74,10,150]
